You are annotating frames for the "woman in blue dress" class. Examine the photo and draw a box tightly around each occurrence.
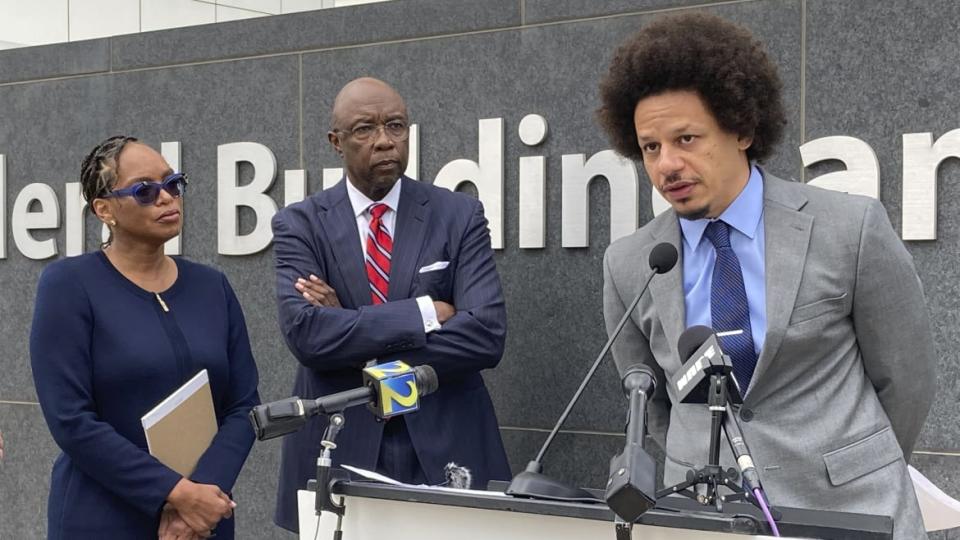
[30,136,260,539]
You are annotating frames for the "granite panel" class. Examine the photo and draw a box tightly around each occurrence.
[0,38,109,84]
[110,0,521,70]
[806,0,960,452]
[930,527,960,540]
[301,0,802,432]
[0,74,113,402]
[524,0,728,25]
[502,427,629,490]
[0,403,60,538]
[233,438,298,539]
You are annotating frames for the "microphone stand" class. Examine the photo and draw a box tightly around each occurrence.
[315,412,347,540]
[657,373,779,523]
[506,266,664,501]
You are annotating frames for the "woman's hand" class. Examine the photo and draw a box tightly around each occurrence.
[166,478,235,537]
[159,504,201,540]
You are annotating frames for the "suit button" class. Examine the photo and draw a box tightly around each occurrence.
[740,408,754,422]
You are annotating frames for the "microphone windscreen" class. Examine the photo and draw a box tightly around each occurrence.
[444,462,473,489]
[677,325,715,363]
[648,243,678,274]
[414,365,439,396]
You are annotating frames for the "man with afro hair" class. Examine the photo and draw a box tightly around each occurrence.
[599,12,933,539]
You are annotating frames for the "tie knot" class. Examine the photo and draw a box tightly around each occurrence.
[704,220,732,249]
[368,203,389,220]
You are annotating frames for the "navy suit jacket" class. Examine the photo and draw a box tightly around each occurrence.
[272,177,511,532]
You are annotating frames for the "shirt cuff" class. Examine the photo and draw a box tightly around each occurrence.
[416,295,441,333]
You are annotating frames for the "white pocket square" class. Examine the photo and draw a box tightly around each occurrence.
[418,261,450,273]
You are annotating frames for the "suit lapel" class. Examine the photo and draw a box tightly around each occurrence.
[321,181,371,308]
[648,213,686,360]
[387,177,430,300]
[749,175,812,397]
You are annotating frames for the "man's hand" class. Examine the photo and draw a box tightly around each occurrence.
[296,275,341,308]
[166,478,235,537]
[434,301,456,323]
[159,504,201,540]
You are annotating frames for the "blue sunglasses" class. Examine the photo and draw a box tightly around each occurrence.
[103,172,188,206]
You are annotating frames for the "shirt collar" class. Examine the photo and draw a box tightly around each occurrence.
[679,165,764,250]
[345,176,402,218]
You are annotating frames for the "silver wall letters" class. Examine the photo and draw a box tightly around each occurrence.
[901,130,960,241]
[0,125,956,260]
[435,118,505,249]
[12,183,60,260]
[560,150,639,248]
[217,142,278,255]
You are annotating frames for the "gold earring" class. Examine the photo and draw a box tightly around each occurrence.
[108,219,117,227]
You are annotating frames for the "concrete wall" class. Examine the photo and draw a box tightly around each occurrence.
[0,1,958,538]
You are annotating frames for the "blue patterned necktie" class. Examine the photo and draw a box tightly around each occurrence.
[704,220,758,394]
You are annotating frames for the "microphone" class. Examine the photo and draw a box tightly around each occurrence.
[250,361,438,441]
[604,365,658,522]
[506,242,677,501]
[444,462,473,489]
[673,326,742,405]
[672,327,761,491]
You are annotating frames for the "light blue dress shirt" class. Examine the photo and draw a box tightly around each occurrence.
[680,165,766,355]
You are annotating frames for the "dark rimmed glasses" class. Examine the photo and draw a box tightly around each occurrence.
[103,172,188,206]
[335,120,410,142]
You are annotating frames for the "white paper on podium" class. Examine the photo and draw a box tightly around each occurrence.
[910,464,960,531]
[341,464,508,497]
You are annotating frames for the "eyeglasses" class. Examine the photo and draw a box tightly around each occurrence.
[103,172,188,206]
[335,120,410,142]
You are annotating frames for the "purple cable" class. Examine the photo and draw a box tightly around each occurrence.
[753,488,781,537]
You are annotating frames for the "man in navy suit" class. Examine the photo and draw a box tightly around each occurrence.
[271,77,511,532]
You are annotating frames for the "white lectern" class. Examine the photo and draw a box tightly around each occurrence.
[296,478,893,540]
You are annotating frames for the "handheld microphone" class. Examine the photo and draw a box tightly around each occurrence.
[506,242,677,501]
[604,365,658,522]
[249,362,438,441]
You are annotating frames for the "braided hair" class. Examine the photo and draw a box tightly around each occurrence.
[80,135,139,247]
[80,135,139,207]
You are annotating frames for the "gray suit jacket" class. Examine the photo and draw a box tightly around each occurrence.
[603,172,936,539]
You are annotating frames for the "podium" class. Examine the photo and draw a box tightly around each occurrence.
[297,477,893,540]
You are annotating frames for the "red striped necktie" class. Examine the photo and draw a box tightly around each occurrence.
[365,203,393,304]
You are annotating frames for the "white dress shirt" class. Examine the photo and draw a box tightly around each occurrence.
[345,178,440,333]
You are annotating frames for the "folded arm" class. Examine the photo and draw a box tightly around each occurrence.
[272,209,427,371]
[401,200,507,380]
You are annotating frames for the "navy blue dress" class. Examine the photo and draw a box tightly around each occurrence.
[30,251,260,539]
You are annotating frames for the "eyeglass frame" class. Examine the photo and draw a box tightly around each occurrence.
[101,172,189,206]
[333,119,410,143]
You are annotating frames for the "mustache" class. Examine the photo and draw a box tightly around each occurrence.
[660,173,697,188]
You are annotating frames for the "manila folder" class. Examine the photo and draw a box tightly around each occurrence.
[141,369,218,477]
